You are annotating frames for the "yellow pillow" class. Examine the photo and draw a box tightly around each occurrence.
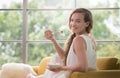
[37,57,51,75]
[97,57,119,70]
[70,72,80,78]
[32,66,39,74]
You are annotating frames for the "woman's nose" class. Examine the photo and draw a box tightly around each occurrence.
[71,21,76,26]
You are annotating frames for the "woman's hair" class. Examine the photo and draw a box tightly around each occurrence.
[69,8,93,33]
[64,8,94,65]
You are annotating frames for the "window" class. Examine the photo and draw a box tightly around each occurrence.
[0,0,120,67]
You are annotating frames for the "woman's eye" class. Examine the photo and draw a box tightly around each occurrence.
[70,19,73,22]
[76,20,80,23]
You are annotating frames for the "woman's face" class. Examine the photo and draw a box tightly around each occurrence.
[69,13,89,35]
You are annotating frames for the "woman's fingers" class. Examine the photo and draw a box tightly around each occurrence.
[44,29,53,40]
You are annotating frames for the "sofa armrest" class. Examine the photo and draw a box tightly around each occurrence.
[70,70,120,78]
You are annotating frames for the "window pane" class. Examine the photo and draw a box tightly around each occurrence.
[96,42,120,58]
[0,42,22,67]
[27,9,120,41]
[27,43,64,65]
[76,0,120,8]
[0,0,22,9]
[92,9,120,40]
[27,41,120,65]
[28,0,75,9]
[27,11,71,40]
[0,11,22,40]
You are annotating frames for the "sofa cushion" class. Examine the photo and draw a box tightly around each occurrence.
[37,57,51,75]
[32,66,39,74]
[70,70,120,78]
[97,57,119,70]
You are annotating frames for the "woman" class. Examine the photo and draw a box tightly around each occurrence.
[27,8,96,78]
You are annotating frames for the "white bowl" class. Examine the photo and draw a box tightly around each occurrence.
[48,63,61,69]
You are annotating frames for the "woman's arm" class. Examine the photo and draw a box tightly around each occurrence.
[44,29,65,60]
[61,36,88,72]
[47,35,88,72]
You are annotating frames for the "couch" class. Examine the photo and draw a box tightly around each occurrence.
[32,57,120,78]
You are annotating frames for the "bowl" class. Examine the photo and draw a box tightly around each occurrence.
[48,63,61,69]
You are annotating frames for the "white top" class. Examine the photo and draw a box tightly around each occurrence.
[66,34,96,70]
[42,34,96,78]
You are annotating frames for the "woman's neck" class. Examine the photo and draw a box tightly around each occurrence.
[75,32,88,36]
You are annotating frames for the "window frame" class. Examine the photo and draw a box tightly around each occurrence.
[0,0,120,63]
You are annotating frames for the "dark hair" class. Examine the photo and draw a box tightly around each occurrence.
[64,8,93,65]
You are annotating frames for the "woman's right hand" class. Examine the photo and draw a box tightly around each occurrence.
[44,29,54,41]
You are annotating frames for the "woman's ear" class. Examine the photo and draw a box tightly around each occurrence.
[85,22,90,27]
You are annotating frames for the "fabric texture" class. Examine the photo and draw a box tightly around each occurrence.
[0,63,37,78]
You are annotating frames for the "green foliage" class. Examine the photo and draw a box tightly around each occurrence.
[96,42,120,57]
[0,0,120,67]
[0,42,22,69]
[0,11,22,40]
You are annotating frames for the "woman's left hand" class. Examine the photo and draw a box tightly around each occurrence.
[47,65,63,72]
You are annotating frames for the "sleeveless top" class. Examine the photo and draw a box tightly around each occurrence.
[42,34,96,78]
[66,34,96,70]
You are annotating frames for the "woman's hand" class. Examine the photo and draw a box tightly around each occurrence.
[47,65,63,72]
[44,29,54,41]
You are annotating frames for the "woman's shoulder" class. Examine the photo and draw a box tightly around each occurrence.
[73,35,86,45]
[73,34,88,41]
[72,34,92,47]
